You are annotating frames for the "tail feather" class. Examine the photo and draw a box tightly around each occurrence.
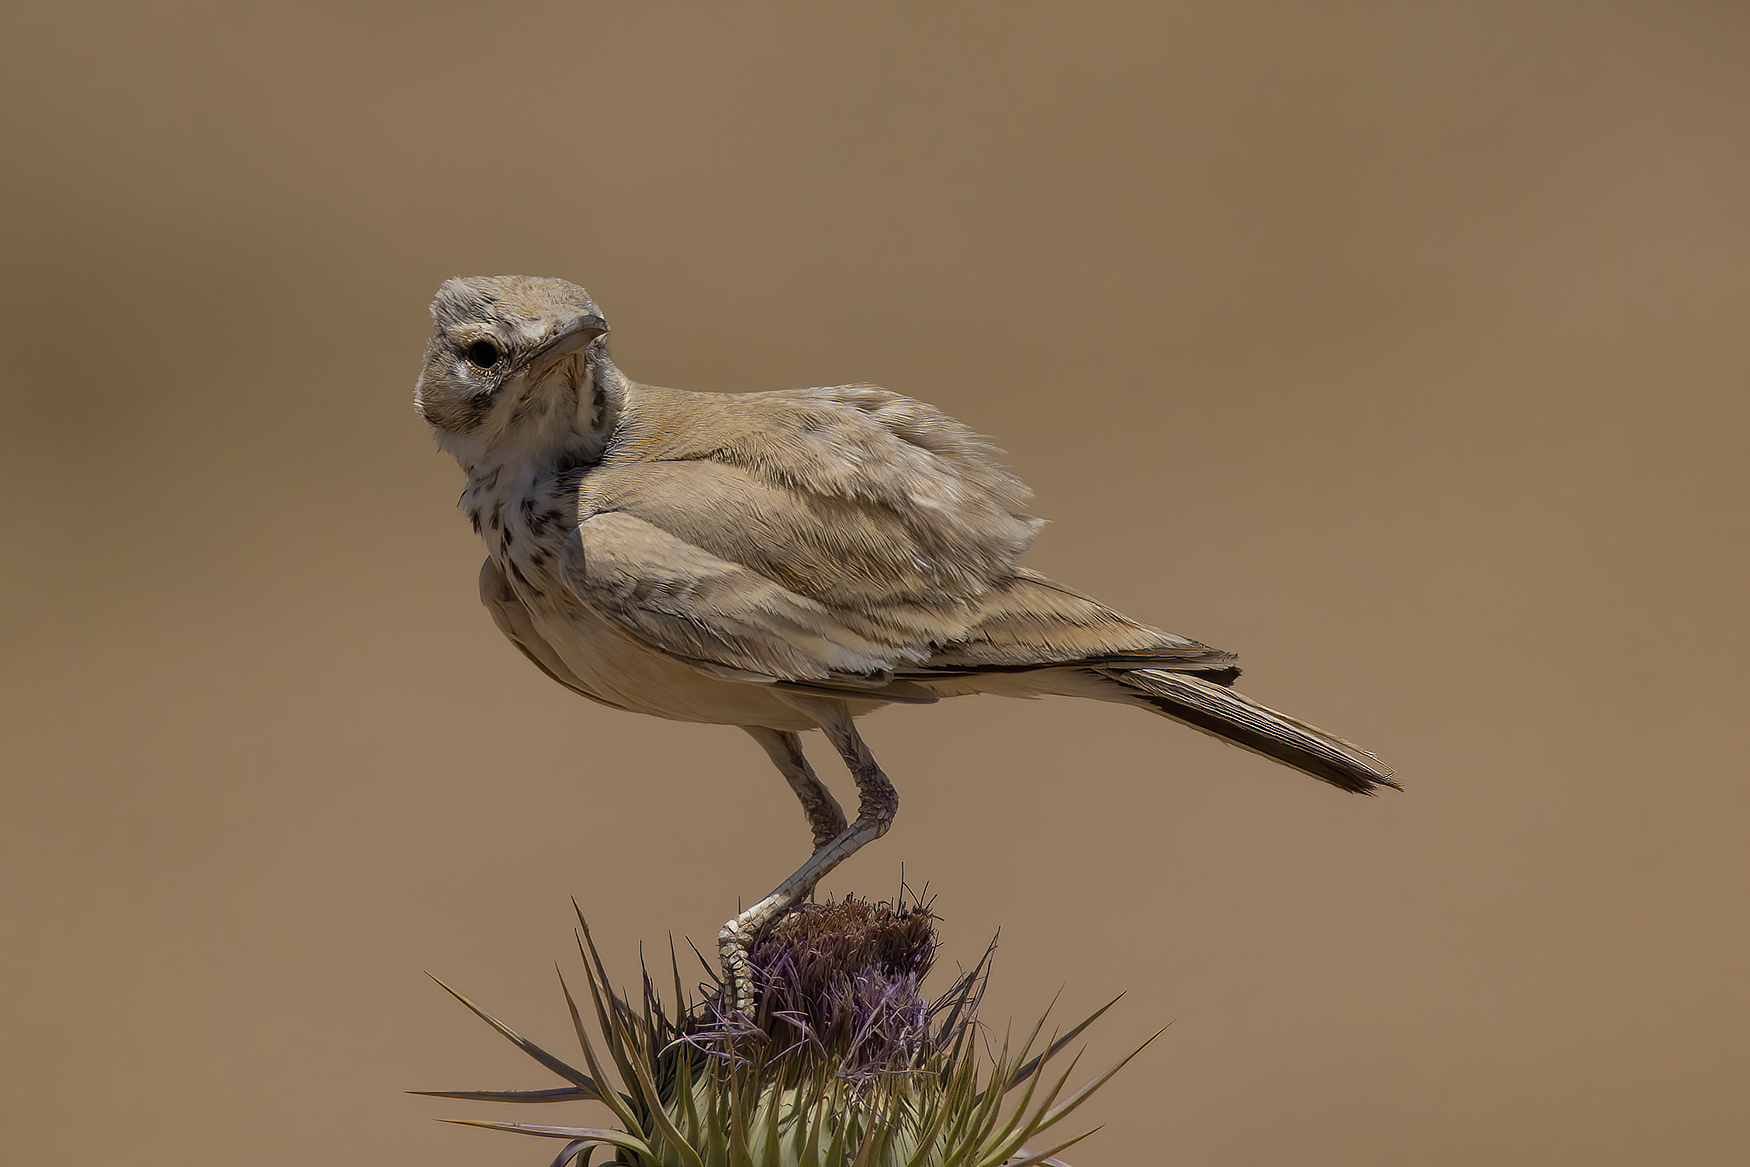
[1102,668,1397,794]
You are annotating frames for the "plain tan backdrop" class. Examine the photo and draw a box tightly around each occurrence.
[3,2,1746,1164]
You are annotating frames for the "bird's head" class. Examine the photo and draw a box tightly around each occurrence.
[415,275,620,467]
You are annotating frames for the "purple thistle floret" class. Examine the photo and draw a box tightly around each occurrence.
[697,896,982,1084]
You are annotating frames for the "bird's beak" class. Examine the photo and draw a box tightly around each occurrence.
[523,313,609,381]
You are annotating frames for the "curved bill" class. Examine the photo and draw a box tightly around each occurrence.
[522,313,609,381]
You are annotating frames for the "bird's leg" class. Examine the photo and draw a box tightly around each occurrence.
[720,698,898,1015]
[742,725,847,850]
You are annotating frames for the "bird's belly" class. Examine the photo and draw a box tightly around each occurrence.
[526,603,822,730]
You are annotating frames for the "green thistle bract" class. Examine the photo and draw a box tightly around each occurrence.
[419,898,1162,1167]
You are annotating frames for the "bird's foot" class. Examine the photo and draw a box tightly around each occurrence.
[717,915,758,1018]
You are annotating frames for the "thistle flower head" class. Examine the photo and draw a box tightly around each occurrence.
[422,896,1159,1167]
[699,897,940,1081]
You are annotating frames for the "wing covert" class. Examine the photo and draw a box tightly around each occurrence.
[587,385,1043,624]
[560,510,935,687]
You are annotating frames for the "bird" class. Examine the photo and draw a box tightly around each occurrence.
[414,274,1394,1009]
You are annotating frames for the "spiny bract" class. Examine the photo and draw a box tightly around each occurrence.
[421,898,1161,1167]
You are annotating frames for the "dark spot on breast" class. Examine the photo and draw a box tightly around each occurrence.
[466,508,482,534]
[488,506,502,531]
[501,526,516,546]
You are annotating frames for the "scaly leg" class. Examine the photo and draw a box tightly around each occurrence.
[742,725,847,850]
[721,697,898,1014]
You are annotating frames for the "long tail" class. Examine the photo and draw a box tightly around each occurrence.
[1101,668,1397,794]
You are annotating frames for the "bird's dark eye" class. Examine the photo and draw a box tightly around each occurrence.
[464,340,502,369]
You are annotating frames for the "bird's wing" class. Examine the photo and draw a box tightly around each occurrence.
[566,383,1229,691]
[560,509,937,690]
[579,384,1045,647]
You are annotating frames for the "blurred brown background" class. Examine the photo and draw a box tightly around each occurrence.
[3,2,1746,1163]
